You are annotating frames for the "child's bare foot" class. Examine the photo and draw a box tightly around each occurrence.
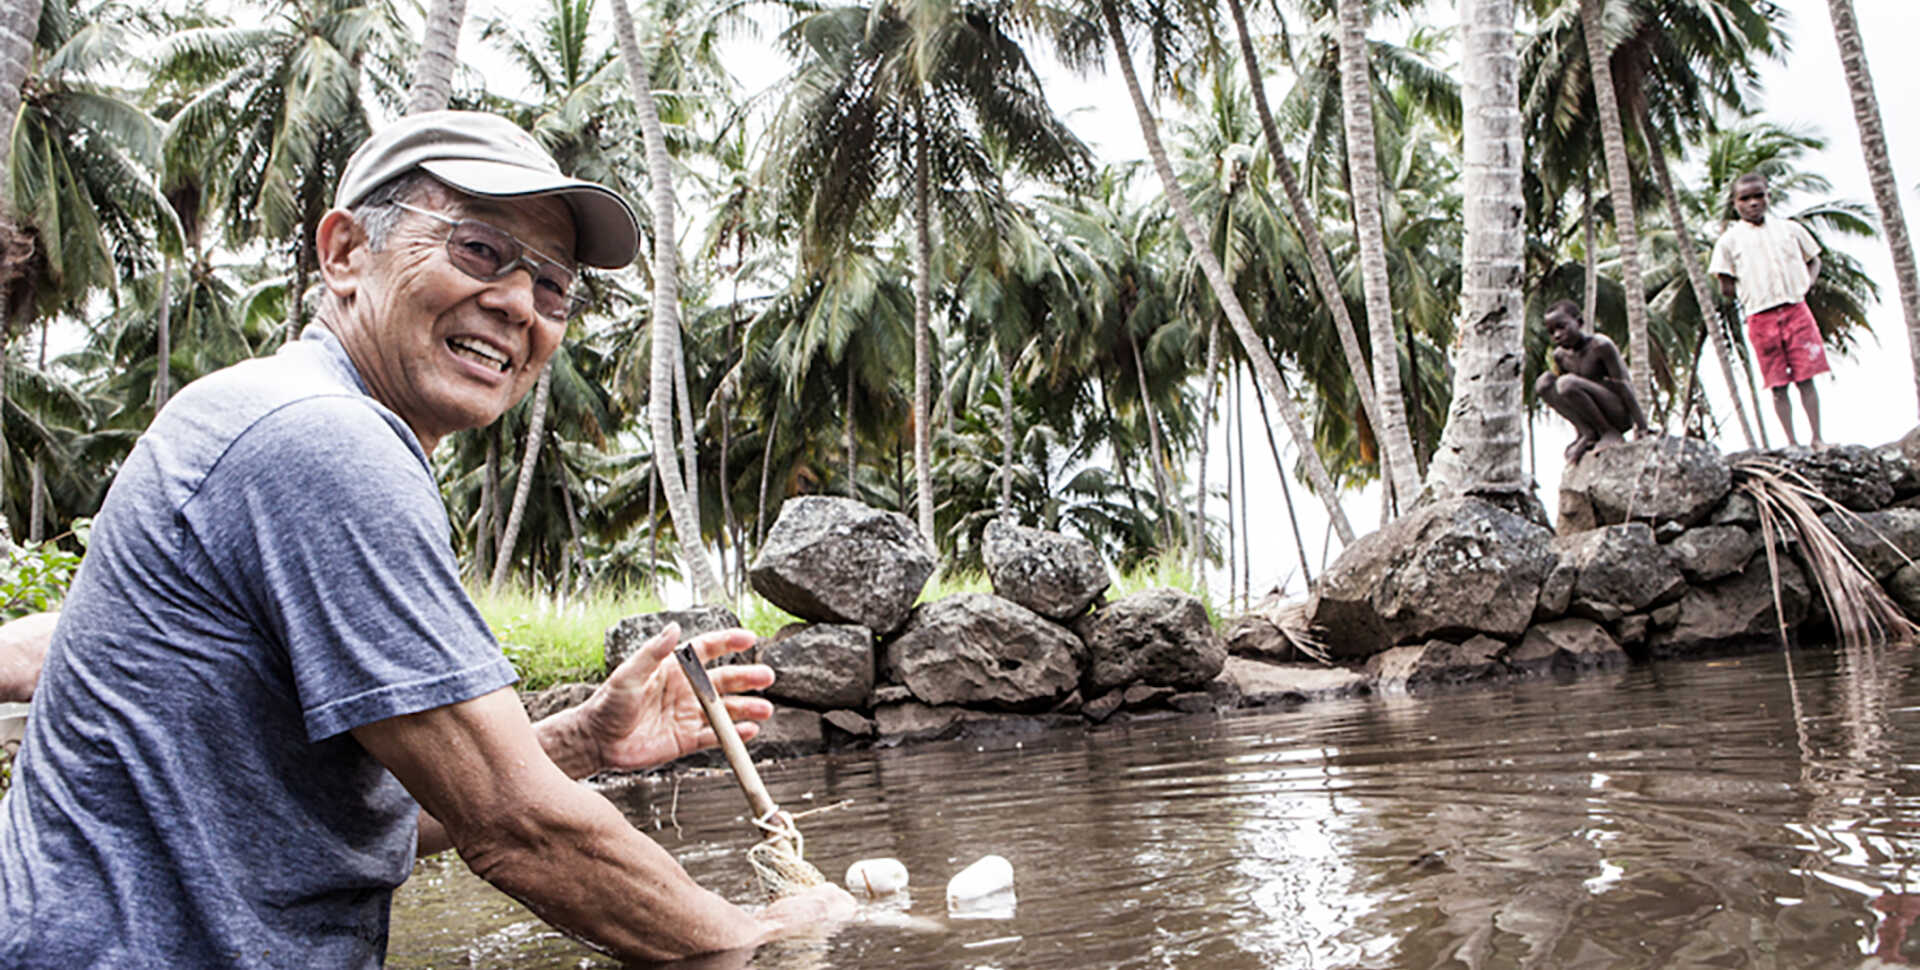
[1566,436,1597,464]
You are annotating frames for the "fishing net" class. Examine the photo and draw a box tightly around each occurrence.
[745,807,828,900]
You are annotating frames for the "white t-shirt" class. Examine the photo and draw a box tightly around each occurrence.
[1708,216,1820,314]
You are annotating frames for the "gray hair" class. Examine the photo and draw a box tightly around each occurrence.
[350,170,443,250]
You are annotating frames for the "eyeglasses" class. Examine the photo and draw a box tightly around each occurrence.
[392,202,586,321]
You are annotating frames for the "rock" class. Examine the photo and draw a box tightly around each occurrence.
[751,704,825,758]
[604,606,744,671]
[982,519,1111,621]
[1504,619,1628,675]
[749,497,935,635]
[1168,692,1215,714]
[1612,614,1649,646]
[1082,690,1125,722]
[1553,524,1685,622]
[1206,672,1243,711]
[1888,563,1920,620]
[1666,525,1760,583]
[871,684,913,706]
[1366,635,1506,692]
[1122,683,1174,708]
[759,623,875,710]
[874,702,979,743]
[1818,508,1920,581]
[1223,613,1298,663]
[1558,436,1731,533]
[1536,555,1575,620]
[1649,601,1682,630]
[1074,588,1227,691]
[1218,656,1370,706]
[520,682,596,722]
[1888,428,1920,499]
[1764,444,1901,512]
[1308,498,1556,656]
[885,594,1083,710]
[1049,689,1084,715]
[1707,491,1760,528]
[822,709,876,738]
[1648,555,1809,655]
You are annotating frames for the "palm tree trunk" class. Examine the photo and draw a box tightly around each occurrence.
[26,459,42,544]
[911,96,938,548]
[1192,318,1222,575]
[1233,366,1250,607]
[844,364,857,498]
[0,0,42,548]
[156,256,173,409]
[1101,0,1354,543]
[756,405,777,549]
[1100,380,1143,524]
[1222,366,1237,601]
[1128,334,1174,549]
[405,0,467,114]
[1428,0,1526,497]
[1638,101,1756,448]
[720,275,741,596]
[611,0,721,601]
[1582,170,1598,325]
[1825,0,1920,419]
[1225,0,1386,445]
[1335,0,1422,509]
[490,363,551,593]
[1580,0,1654,406]
[475,425,498,577]
[999,343,1015,517]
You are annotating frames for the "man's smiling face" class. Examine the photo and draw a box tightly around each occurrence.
[344,180,574,450]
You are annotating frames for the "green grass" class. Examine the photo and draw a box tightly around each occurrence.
[477,559,1220,690]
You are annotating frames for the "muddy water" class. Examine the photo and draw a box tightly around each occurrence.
[388,644,1920,969]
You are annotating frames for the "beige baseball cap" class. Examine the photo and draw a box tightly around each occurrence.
[335,110,640,269]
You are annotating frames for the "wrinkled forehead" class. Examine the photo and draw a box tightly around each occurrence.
[420,181,579,266]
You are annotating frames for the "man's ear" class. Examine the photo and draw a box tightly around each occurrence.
[315,208,366,302]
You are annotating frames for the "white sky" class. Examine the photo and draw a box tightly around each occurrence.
[460,0,1919,608]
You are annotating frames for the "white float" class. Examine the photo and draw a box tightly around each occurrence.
[945,854,1014,904]
[844,857,910,898]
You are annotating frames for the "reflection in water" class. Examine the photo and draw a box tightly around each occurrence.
[390,647,1920,969]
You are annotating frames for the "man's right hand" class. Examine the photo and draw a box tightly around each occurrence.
[758,883,858,940]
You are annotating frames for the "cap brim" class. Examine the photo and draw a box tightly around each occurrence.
[421,158,640,269]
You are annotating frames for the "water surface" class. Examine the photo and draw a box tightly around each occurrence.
[389,644,1920,968]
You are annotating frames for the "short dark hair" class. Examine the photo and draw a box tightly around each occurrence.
[1545,298,1580,321]
[1732,171,1768,197]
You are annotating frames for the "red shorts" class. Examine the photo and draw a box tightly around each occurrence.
[1745,301,1830,388]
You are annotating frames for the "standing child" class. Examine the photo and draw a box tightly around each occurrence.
[1709,172,1827,447]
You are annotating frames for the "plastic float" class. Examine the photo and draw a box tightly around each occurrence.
[945,855,1015,918]
[844,858,910,898]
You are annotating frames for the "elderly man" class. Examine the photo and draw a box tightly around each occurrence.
[0,111,849,967]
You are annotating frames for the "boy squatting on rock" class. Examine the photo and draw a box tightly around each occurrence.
[1535,299,1653,464]
[1709,171,1827,447]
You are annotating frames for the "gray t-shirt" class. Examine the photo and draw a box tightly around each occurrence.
[0,327,517,968]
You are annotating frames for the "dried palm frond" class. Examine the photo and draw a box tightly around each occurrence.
[1730,455,1920,649]
[1263,598,1332,665]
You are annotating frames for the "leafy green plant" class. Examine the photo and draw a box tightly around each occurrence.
[2,521,91,622]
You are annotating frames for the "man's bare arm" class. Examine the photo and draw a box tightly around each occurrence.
[1717,273,1736,301]
[1806,254,1822,289]
[356,689,845,962]
[0,612,58,703]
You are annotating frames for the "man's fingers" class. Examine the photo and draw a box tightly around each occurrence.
[722,695,775,724]
[706,663,775,696]
[691,628,759,663]
[607,622,681,687]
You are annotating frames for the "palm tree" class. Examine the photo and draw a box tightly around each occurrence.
[1079,0,1354,543]
[609,0,723,601]
[1334,0,1421,508]
[1823,0,1920,419]
[405,0,467,113]
[770,0,1090,552]
[1578,0,1653,406]
[1427,0,1524,498]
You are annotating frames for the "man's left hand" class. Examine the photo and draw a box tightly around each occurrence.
[547,624,775,777]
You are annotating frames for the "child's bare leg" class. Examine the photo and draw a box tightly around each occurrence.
[1771,385,1798,446]
[1796,380,1823,446]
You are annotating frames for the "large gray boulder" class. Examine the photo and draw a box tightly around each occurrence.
[1888,563,1920,620]
[1217,657,1369,707]
[1550,523,1686,622]
[1765,444,1901,512]
[1366,636,1506,692]
[749,497,935,635]
[759,623,874,710]
[604,606,743,671]
[1648,555,1810,655]
[1074,588,1227,691]
[1558,436,1730,534]
[1504,619,1629,675]
[982,519,1111,621]
[1666,525,1759,583]
[884,594,1083,710]
[1818,508,1920,581]
[1308,497,1556,656]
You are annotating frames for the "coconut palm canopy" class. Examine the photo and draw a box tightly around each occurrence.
[0,0,1911,603]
